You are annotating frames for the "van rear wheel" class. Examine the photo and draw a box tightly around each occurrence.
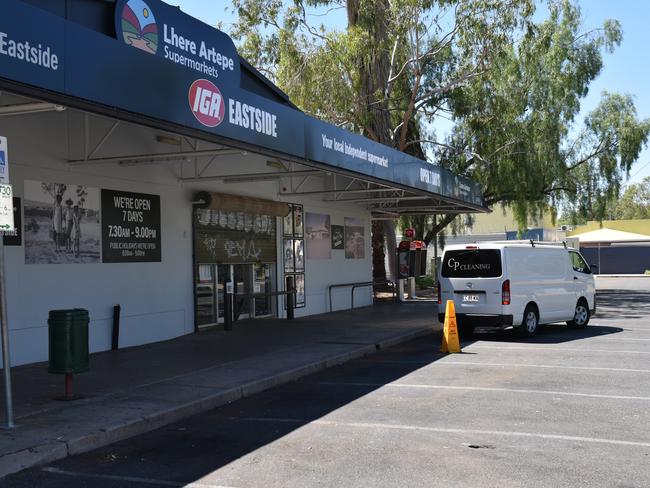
[520,305,539,337]
[567,299,590,328]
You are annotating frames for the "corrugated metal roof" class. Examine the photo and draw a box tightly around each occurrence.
[572,228,650,243]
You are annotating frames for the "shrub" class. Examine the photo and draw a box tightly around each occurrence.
[415,275,435,289]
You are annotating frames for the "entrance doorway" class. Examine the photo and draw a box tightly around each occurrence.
[195,263,276,328]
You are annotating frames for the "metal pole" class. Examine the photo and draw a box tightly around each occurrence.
[111,304,121,350]
[224,290,233,331]
[286,276,294,321]
[598,242,601,274]
[65,372,73,401]
[0,239,15,428]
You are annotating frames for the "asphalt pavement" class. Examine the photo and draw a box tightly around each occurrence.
[4,277,650,487]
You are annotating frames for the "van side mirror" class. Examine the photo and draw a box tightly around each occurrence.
[590,264,599,274]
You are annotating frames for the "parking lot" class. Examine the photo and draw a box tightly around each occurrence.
[4,277,650,487]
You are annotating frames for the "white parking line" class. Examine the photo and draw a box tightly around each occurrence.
[467,345,650,355]
[439,360,650,374]
[313,381,650,401]
[364,358,650,374]
[40,467,236,488]
[609,338,650,341]
[236,417,650,448]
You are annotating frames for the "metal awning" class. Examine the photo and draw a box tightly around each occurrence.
[1,91,487,218]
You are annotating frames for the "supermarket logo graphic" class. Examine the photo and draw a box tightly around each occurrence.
[189,79,225,127]
[120,0,158,55]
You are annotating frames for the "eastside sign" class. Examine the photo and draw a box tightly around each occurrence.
[115,0,239,85]
[0,0,65,93]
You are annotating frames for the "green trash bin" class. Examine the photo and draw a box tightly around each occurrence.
[48,309,89,374]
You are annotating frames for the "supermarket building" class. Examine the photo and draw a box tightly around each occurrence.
[0,0,486,366]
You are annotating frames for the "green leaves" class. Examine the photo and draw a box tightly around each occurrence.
[609,177,650,220]
[446,1,648,226]
[228,0,649,232]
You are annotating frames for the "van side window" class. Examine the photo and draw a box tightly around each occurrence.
[569,251,590,274]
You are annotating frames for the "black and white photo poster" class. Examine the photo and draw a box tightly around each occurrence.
[102,189,161,263]
[344,217,365,259]
[24,181,100,264]
[305,212,331,259]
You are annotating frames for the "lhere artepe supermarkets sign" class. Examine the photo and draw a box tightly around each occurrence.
[101,189,161,263]
[114,0,239,85]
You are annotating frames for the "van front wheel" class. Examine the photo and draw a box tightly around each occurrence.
[520,305,539,337]
[567,300,590,328]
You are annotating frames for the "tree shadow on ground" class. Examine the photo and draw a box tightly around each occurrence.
[592,289,650,320]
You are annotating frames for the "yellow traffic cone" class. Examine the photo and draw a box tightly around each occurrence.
[440,300,461,353]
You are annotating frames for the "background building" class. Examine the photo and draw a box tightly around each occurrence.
[568,220,650,274]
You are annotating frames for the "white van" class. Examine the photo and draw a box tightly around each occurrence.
[437,242,596,337]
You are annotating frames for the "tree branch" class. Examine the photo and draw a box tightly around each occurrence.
[423,214,457,245]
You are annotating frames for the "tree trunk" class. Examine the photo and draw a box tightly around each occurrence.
[384,220,397,280]
[371,220,386,281]
[348,1,394,282]
[423,214,457,245]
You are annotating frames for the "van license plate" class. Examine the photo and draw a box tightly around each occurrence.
[463,295,480,302]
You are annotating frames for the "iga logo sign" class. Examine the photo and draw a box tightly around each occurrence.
[119,0,158,55]
[189,79,225,127]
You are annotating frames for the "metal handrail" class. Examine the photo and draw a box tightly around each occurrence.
[328,281,373,312]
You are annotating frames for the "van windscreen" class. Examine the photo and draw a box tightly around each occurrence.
[441,249,502,278]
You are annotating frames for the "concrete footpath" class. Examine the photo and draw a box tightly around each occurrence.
[0,302,437,477]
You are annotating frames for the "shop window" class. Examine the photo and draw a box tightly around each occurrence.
[283,204,305,308]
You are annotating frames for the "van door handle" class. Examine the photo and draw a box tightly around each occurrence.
[573,276,578,280]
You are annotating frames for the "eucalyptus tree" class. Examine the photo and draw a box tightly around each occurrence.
[229,0,534,277]
[228,0,649,277]
[606,176,650,220]
[434,1,650,239]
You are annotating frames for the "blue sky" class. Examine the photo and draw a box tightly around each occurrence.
[172,0,650,187]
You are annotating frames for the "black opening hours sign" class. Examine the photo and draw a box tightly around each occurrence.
[101,189,161,262]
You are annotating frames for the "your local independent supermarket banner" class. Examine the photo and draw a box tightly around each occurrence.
[304,118,484,206]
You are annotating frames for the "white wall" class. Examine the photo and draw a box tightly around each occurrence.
[0,105,372,366]
[1,110,196,366]
[295,201,372,316]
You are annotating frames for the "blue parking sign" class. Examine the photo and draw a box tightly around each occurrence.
[0,137,7,184]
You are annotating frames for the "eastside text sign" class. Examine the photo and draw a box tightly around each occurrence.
[0,1,65,92]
